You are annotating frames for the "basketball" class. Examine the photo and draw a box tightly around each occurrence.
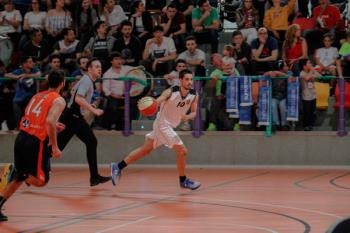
[138,96,158,116]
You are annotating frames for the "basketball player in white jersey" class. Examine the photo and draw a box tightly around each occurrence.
[111,69,201,190]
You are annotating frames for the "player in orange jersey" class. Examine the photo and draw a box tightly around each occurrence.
[0,71,66,222]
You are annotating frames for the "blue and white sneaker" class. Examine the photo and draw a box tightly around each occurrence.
[110,163,121,186]
[180,178,201,190]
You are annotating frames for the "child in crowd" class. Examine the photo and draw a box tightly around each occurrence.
[222,44,237,75]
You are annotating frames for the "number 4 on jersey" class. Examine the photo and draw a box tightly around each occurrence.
[26,98,44,117]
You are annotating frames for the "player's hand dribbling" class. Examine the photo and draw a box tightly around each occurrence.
[51,146,62,158]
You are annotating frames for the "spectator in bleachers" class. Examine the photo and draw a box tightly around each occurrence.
[168,0,194,32]
[53,28,81,74]
[177,36,206,77]
[100,0,127,36]
[192,0,220,53]
[113,20,142,66]
[5,56,41,127]
[251,27,278,74]
[315,33,338,76]
[141,25,177,76]
[304,0,341,54]
[118,0,137,14]
[71,56,88,79]
[0,0,22,48]
[222,45,237,75]
[263,0,296,42]
[235,0,259,45]
[84,21,115,72]
[299,58,321,131]
[75,0,98,48]
[130,0,154,47]
[164,59,188,87]
[47,54,62,73]
[282,24,308,75]
[160,3,186,53]
[102,52,133,130]
[22,28,51,67]
[45,0,72,44]
[231,30,252,75]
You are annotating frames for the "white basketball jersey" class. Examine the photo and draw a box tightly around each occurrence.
[155,86,196,128]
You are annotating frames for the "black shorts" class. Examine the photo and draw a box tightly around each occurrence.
[14,131,51,183]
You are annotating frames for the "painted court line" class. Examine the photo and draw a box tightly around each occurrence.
[96,216,155,233]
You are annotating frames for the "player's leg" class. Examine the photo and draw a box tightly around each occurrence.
[173,144,201,190]
[0,179,23,221]
[111,138,154,186]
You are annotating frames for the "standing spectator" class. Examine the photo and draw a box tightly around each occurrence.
[75,0,98,47]
[160,3,186,52]
[282,24,308,75]
[45,0,72,44]
[263,0,296,42]
[231,30,252,75]
[235,0,259,45]
[53,28,81,74]
[0,0,22,48]
[251,27,278,74]
[22,29,51,67]
[299,59,321,131]
[113,20,142,66]
[177,36,206,76]
[84,21,115,72]
[100,0,127,35]
[5,57,41,127]
[304,0,341,53]
[141,25,177,75]
[192,0,220,53]
[130,0,154,47]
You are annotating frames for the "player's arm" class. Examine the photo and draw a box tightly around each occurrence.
[75,94,104,116]
[46,97,66,158]
[155,88,172,105]
[182,94,198,122]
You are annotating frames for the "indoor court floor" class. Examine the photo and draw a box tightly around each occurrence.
[0,166,349,233]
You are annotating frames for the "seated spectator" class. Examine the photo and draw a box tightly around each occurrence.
[263,0,296,43]
[235,0,259,45]
[315,33,338,76]
[5,56,41,127]
[264,60,292,131]
[168,0,194,32]
[71,56,89,79]
[84,21,116,72]
[282,24,308,75]
[100,0,127,35]
[140,25,177,76]
[231,30,252,75]
[23,0,47,31]
[164,59,188,86]
[113,20,142,66]
[74,0,98,47]
[192,0,221,53]
[160,3,186,52]
[130,0,154,47]
[222,45,237,75]
[22,28,51,68]
[299,59,321,131]
[304,0,341,54]
[53,28,81,74]
[0,0,22,48]
[251,27,278,74]
[45,0,72,44]
[177,36,206,77]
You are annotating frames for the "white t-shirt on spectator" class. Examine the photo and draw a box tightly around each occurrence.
[178,48,206,72]
[24,11,47,29]
[0,10,22,33]
[102,65,133,96]
[147,37,176,60]
[316,47,338,67]
[167,70,180,86]
[100,5,127,27]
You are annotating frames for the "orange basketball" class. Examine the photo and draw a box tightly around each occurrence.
[138,96,158,116]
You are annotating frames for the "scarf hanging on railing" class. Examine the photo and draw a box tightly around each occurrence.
[287,76,299,121]
[239,106,252,125]
[226,76,239,118]
[239,76,253,107]
[258,76,270,126]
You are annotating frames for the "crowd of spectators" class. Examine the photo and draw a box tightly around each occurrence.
[0,0,348,132]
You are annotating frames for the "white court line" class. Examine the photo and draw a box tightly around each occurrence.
[96,216,155,233]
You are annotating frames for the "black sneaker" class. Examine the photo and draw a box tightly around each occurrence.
[0,210,8,221]
[90,175,111,187]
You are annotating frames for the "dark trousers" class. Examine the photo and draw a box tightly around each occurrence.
[251,61,275,74]
[58,110,99,179]
[302,99,316,128]
[194,29,219,53]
